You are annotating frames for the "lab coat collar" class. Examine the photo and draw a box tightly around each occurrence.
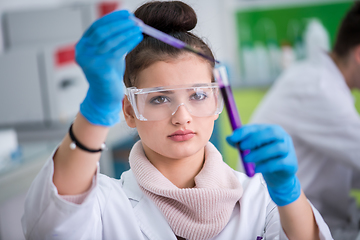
[121,169,143,202]
[121,170,178,240]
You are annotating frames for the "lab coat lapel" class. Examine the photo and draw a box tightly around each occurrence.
[121,170,177,240]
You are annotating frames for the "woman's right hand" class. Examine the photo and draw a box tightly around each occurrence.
[226,124,301,207]
[76,10,143,126]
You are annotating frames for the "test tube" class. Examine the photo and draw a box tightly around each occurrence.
[213,65,255,177]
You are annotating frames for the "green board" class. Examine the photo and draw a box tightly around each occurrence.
[236,1,354,49]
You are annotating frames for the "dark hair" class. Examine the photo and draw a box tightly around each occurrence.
[333,1,360,57]
[123,1,215,87]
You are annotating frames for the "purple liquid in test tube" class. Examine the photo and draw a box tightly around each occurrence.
[214,65,255,177]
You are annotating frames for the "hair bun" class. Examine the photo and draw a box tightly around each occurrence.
[134,1,197,33]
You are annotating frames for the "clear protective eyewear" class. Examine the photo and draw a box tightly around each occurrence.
[125,83,224,121]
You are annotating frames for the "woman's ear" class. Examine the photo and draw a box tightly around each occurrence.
[122,97,137,128]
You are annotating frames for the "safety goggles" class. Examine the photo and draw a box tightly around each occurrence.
[125,83,223,121]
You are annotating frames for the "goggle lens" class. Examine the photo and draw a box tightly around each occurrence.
[126,83,223,121]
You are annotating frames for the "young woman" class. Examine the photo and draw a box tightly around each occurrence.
[22,1,332,239]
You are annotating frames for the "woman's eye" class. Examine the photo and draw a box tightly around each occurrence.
[150,95,170,104]
[191,92,208,101]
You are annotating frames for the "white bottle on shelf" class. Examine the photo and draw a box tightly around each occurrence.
[304,18,330,63]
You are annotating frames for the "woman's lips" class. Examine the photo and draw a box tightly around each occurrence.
[168,130,195,142]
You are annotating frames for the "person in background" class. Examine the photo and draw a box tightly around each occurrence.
[22,1,332,239]
[250,2,360,239]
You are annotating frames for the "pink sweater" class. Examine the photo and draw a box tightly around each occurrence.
[130,141,243,240]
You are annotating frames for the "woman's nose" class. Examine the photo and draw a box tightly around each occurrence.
[171,103,192,125]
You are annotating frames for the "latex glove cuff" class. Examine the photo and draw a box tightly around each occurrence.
[80,94,122,127]
[267,176,301,207]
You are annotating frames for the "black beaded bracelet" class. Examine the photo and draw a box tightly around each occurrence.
[68,123,106,153]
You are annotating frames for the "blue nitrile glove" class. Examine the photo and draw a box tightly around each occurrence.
[226,124,301,206]
[76,10,143,126]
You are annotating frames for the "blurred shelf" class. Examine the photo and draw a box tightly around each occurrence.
[0,121,137,204]
[0,141,57,203]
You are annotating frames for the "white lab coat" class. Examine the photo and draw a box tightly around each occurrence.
[250,52,360,239]
[22,150,332,240]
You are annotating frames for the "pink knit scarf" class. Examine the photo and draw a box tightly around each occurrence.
[129,141,243,240]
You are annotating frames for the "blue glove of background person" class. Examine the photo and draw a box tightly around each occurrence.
[76,10,143,126]
[226,124,301,206]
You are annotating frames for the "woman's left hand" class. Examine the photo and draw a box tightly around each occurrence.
[76,10,143,126]
[226,124,301,206]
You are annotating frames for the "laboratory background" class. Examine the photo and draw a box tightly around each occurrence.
[0,0,358,239]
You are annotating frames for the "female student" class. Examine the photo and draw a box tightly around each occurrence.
[22,1,332,239]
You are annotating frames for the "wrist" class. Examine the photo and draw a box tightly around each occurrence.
[69,123,106,153]
[267,176,301,206]
[70,113,110,148]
